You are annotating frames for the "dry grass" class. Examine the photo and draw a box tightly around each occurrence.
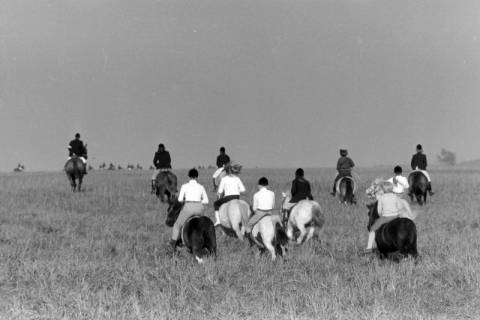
[0,168,479,319]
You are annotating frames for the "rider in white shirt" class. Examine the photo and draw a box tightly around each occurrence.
[387,165,409,195]
[213,163,246,226]
[246,177,275,233]
[169,168,209,249]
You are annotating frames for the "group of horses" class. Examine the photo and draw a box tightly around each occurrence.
[64,159,426,263]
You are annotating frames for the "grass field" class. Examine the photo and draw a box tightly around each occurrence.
[1,168,479,319]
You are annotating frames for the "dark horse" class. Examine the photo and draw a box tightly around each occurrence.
[337,176,356,204]
[64,157,85,192]
[408,171,428,205]
[155,171,178,202]
[367,202,418,262]
[166,200,216,263]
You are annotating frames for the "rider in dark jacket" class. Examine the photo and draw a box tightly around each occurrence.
[151,144,172,193]
[216,147,230,168]
[411,144,434,195]
[68,133,87,174]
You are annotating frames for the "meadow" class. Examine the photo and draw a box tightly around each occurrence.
[0,167,479,320]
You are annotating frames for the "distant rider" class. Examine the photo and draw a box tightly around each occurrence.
[212,146,231,190]
[68,133,88,174]
[331,149,355,196]
[151,144,172,193]
[410,144,434,196]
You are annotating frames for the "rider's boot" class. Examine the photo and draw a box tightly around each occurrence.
[427,182,435,196]
[151,180,156,194]
[166,239,177,255]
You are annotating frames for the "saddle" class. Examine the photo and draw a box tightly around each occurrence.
[335,176,357,194]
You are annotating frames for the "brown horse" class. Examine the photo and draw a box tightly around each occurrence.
[155,171,178,202]
[65,156,85,192]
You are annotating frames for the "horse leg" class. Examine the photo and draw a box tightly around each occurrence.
[264,241,276,261]
[305,227,315,242]
[232,223,244,241]
[296,224,308,244]
[286,220,294,241]
[78,176,83,192]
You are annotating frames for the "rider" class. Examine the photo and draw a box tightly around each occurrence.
[151,144,172,193]
[168,168,209,252]
[245,177,275,234]
[410,144,434,196]
[365,181,413,253]
[213,163,246,226]
[387,165,409,196]
[212,146,231,189]
[68,133,88,174]
[283,168,313,213]
[331,149,355,196]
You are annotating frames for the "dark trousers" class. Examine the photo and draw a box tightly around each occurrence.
[214,195,240,211]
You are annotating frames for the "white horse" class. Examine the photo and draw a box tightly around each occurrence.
[217,199,251,241]
[250,215,288,260]
[281,193,325,244]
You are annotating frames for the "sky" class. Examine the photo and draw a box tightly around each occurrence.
[1,0,479,171]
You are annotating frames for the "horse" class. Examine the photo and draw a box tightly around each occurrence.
[154,171,178,203]
[336,176,357,204]
[281,194,325,244]
[408,171,428,205]
[249,214,288,260]
[217,199,251,241]
[64,156,85,192]
[366,202,418,262]
[166,200,216,263]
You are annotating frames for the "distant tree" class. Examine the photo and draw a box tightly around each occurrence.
[437,148,456,166]
[136,163,143,170]
[127,163,135,170]
[149,165,155,170]
[88,165,94,171]
[108,163,116,170]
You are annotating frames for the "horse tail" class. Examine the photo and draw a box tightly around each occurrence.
[311,203,325,228]
[274,221,289,247]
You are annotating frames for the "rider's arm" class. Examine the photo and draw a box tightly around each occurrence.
[177,185,186,202]
[377,198,384,217]
[153,153,158,166]
[201,186,209,204]
[217,178,225,197]
[291,180,297,196]
[349,158,355,168]
[238,178,246,194]
[411,156,415,170]
[252,193,259,211]
[166,152,171,168]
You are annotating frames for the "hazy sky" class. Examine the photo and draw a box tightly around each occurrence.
[1,0,479,171]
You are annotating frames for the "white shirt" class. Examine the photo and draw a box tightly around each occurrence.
[377,193,402,217]
[387,175,409,194]
[218,175,246,196]
[178,180,209,204]
[253,187,275,211]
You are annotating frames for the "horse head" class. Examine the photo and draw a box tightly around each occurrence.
[366,202,379,231]
[165,199,184,227]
